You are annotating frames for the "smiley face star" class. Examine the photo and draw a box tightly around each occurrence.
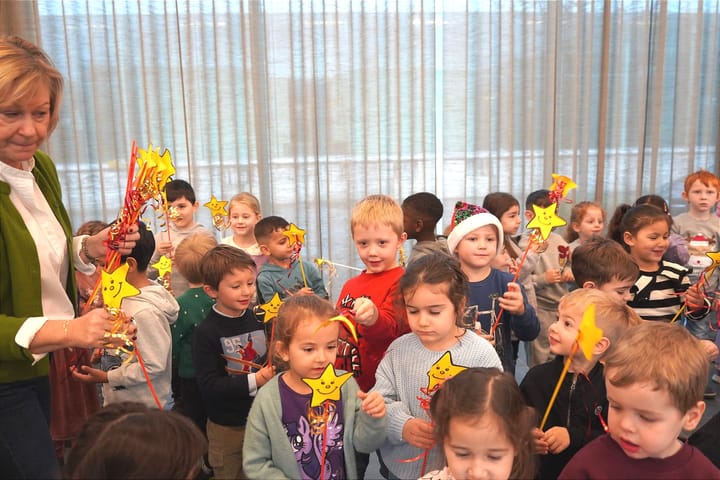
[527,203,566,240]
[302,364,354,407]
[101,263,141,310]
[257,293,283,323]
[577,304,604,360]
[151,255,173,278]
[283,223,306,247]
[204,195,229,218]
[427,351,467,393]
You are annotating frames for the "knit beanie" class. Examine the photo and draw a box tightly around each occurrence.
[446,201,504,255]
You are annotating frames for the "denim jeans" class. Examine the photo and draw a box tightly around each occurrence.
[0,376,59,479]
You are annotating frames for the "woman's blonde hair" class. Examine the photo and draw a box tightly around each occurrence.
[0,36,64,134]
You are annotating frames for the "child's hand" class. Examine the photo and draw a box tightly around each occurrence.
[70,364,108,384]
[561,269,574,283]
[402,418,435,450]
[357,390,386,418]
[352,297,378,327]
[475,329,496,346]
[498,283,525,315]
[255,364,276,387]
[532,427,549,455]
[294,287,315,296]
[700,339,719,361]
[543,426,570,454]
[544,269,562,284]
[684,284,705,311]
[156,239,174,258]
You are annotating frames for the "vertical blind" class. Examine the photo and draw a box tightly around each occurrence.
[3,0,718,296]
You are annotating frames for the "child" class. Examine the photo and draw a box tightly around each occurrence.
[559,322,720,479]
[521,190,573,367]
[673,170,720,277]
[483,191,539,310]
[422,368,537,480]
[607,203,709,322]
[446,202,539,373]
[484,192,540,368]
[149,179,209,297]
[371,252,503,480]
[669,172,720,345]
[402,191,445,244]
[221,192,267,269]
[565,200,606,251]
[192,245,275,479]
[520,288,642,479]
[254,215,329,304]
[571,237,639,302]
[171,231,217,433]
[72,222,179,409]
[634,194,690,268]
[64,401,206,480]
[243,295,387,479]
[334,194,409,392]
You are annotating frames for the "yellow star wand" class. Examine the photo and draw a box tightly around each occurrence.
[284,223,308,288]
[539,304,603,430]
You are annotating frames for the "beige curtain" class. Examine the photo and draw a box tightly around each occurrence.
[2,0,718,296]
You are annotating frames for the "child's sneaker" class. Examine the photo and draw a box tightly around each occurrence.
[712,373,720,384]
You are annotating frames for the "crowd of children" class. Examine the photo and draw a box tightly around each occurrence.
[56,172,720,480]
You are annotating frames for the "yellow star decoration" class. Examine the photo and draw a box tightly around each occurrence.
[257,293,283,323]
[283,223,306,246]
[550,174,578,199]
[704,251,720,278]
[426,351,467,393]
[302,364,354,407]
[136,144,158,173]
[315,315,358,342]
[152,255,173,278]
[527,203,566,240]
[204,195,229,218]
[154,148,175,189]
[577,304,603,360]
[101,263,141,310]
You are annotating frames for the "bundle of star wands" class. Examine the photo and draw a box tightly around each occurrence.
[84,142,177,409]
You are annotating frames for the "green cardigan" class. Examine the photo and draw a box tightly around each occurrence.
[0,151,78,383]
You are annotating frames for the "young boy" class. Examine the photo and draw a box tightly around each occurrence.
[334,195,410,392]
[446,202,539,373]
[559,322,720,479]
[72,222,179,409]
[521,189,573,367]
[171,231,217,434]
[673,170,720,280]
[149,179,209,297]
[520,288,642,479]
[401,191,445,243]
[254,216,329,304]
[192,245,275,480]
[571,237,640,302]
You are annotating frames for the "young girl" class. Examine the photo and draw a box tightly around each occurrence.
[421,368,537,480]
[565,201,605,251]
[371,252,503,480]
[634,194,690,266]
[243,295,387,479]
[608,203,708,322]
[445,205,540,373]
[221,192,266,268]
[483,192,539,309]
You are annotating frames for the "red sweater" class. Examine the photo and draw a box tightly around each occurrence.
[334,266,408,391]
